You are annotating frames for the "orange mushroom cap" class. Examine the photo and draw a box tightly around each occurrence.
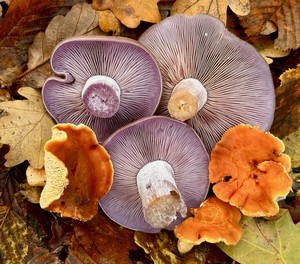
[209,124,292,217]
[174,196,242,254]
[39,123,113,221]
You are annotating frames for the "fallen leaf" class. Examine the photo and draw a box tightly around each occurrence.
[253,36,290,64]
[239,0,300,50]
[0,208,28,262]
[271,64,300,139]
[92,0,161,28]
[0,0,84,87]
[67,209,139,264]
[0,87,55,168]
[23,3,99,88]
[170,0,250,25]
[219,210,300,263]
[135,230,232,263]
[98,10,122,34]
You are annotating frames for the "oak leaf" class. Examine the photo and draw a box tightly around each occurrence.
[92,0,161,28]
[0,87,55,169]
[171,0,250,25]
[219,210,300,263]
[271,64,300,139]
[24,3,99,88]
[0,0,84,87]
[97,10,122,34]
[239,0,300,50]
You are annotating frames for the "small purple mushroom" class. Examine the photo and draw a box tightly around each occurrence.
[100,116,209,233]
[139,14,275,152]
[42,36,162,142]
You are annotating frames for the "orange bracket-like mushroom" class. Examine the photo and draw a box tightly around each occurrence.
[39,123,113,221]
[209,124,292,217]
[174,196,242,254]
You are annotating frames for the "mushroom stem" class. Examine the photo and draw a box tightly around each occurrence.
[168,78,207,121]
[137,160,187,228]
[81,75,121,118]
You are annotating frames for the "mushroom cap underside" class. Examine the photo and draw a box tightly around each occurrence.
[100,116,210,233]
[139,14,275,152]
[42,36,162,143]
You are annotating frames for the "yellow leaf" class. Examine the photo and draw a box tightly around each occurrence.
[92,0,161,28]
[98,10,121,34]
[171,0,229,25]
[228,0,250,16]
[0,87,55,168]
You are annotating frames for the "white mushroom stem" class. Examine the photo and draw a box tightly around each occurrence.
[168,78,207,121]
[81,75,121,118]
[137,160,187,228]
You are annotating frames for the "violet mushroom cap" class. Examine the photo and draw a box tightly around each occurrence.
[100,116,210,233]
[138,14,275,152]
[42,36,162,143]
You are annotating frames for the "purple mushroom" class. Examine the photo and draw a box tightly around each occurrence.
[139,14,275,152]
[42,36,162,142]
[100,116,209,233]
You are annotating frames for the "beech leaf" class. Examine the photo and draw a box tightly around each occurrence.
[239,0,300,50]
[218,210,300,263]
[0,87,55,169]
[171,0,250,25]
[0,0,84,87]
[271,64,300,139]
[92,0,161,28]
[25,3,99,88]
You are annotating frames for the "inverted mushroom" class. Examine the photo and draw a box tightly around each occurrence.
[139,14,275,152]
[40,123,113,221]
[100,116,209,233]
[174,196,242,254]
[42,36,162,143]
[209,124,292,217]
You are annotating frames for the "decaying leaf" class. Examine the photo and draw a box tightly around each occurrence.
[92,0,161,28]
[135,231,181,263]
[0,87,55,168]
[98,10,122,34]
[171,0,250,25]
[271,64,300,139]
[254,36,290,64]
[240,0,300,50]
[0,208,28,263]
[0,0,84,87]
[24,3,99,88]
[67,209,139,263]
[219,210,300,263]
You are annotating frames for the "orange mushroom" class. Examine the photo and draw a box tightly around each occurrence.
[174,196,242,254]
[209,124,292,217]
[39,123,113,221]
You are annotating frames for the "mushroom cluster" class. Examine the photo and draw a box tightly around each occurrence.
[139,14,275,152]
[42,36,162,143]
[100,116,210,233]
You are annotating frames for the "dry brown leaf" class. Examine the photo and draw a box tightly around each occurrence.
[239,0,300,50]
[24,3,99,88]
[98,10,122,34]
[271,64,300,139]
[171,0,250,25]
[67,209,139,264]
[92,0,161,28]
[0,87,55,168]
[0,0,84,87]
[254,36,290,64]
